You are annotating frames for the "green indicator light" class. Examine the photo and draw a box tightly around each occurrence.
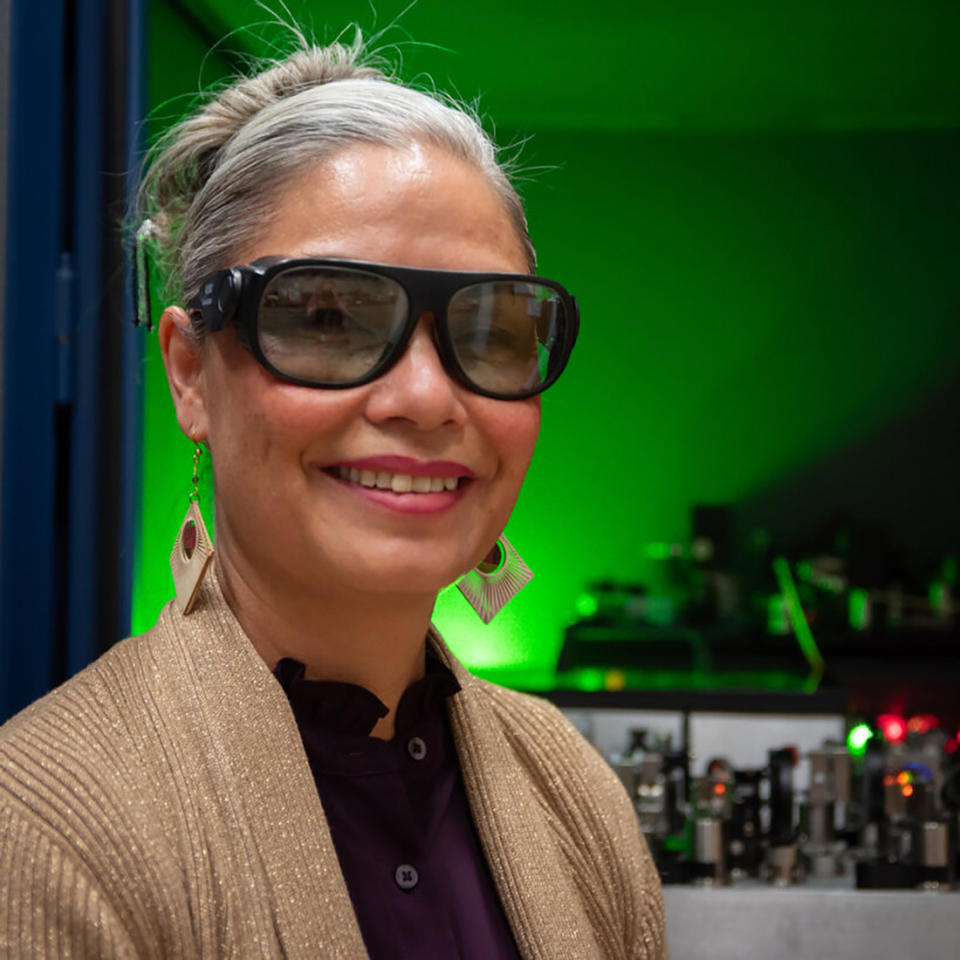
[767,595,790,635]
[571,668,606,692]
[847,723,874,755]
[796,561,813,582]
[929,582,946,614]
[849,589,870,630]
[575,592,599,618]
[663,835,688,853]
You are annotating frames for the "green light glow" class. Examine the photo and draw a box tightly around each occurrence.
[848,588,870,631]
[554,667,805,693]
[574,592,599,618]
[766,595,790,635]
[570,669,607,692]
[847,723,874,755]
[929,582,947,614]
[643,542,674,561]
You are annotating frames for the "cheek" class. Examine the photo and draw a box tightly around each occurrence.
[201,360,352,480]
[202,375,273,469]
[487,399,541,479]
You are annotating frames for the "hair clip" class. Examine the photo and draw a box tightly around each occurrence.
[133,218,155,330]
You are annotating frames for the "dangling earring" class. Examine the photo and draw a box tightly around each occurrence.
[456,535,533,624]
[170,438,214,614]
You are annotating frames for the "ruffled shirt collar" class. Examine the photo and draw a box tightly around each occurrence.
[272,649,461,739]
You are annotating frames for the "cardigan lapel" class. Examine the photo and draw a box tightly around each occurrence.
[429,629,604,960]
[161,575,370,960]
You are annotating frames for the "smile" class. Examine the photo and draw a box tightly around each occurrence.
[333,465,463,494]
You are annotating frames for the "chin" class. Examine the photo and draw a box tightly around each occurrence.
[316,546,469,599]
[363,563,468,598]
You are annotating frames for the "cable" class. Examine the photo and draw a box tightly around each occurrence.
[772,556,825,691]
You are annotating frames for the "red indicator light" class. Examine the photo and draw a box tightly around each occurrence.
[907,714,939,735]
[883,774,896,786]
[946,739,959,755]
[896,771,911,786]
[878,714,906,743]
[902,785,914,798]
[713,783,726,796]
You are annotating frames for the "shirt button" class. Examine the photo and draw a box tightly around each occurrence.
[407,736,427,760]
[395,864,419,891]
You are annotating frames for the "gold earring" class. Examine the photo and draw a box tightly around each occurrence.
[456,535,533,624]
[169,439,214,614]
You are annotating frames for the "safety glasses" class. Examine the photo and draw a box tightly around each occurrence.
[185,257,579,400]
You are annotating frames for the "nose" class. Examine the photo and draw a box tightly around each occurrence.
[363,314,469,431]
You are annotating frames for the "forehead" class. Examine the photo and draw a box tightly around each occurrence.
[237,142,528,274]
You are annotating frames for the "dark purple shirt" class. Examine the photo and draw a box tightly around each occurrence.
[273,655,522,960]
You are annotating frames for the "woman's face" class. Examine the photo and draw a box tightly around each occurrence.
[171,142,540,600]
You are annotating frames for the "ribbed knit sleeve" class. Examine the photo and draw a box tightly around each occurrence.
[0,805,141,958]
[0,599,373,960]
[0,640,203,959]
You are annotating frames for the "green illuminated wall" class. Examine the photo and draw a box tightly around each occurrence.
[134,0,960,678]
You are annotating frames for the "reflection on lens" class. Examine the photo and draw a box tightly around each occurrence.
[258,267,407,382]
[447,282,563,394]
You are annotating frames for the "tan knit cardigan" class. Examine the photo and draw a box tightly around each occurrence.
[0,577,667,959]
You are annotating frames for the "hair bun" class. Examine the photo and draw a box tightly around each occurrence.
[201,44,387,144]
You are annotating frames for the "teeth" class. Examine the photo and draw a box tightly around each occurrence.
[334,466,462,493]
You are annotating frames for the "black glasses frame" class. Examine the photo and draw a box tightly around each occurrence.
[186,257,580,400]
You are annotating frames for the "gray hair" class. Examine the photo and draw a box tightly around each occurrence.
[137,38,536,318]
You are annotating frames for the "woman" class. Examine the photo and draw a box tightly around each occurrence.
[0,37,667,959]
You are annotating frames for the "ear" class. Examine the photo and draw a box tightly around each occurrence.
[159,306,208,441]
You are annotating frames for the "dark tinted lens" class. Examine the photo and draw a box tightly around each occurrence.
[258,267,408,383]
[447,281,564,395]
